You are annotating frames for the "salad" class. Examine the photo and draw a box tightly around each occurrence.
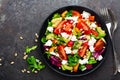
[41,10,106,72]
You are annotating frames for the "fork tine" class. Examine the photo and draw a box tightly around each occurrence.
[99,8,110,22]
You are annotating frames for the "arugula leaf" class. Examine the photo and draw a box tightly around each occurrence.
[66,10,72,17]
[88,57,97,64]
[25,45,37,54]
[27,56,45,72]
[68,54,80,66]
[48,21,52,26]
[41,36,47,43]
[79,64,86,71]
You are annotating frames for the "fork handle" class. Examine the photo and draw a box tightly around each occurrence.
[113,47,120,75]
[110,33,120,75]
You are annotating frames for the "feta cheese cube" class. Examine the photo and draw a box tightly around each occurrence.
[79,59,88,64]
[64,47,72,54]
[90,22,97,29]
[45,40,53,46]
[71,35,77,41]
[47,27,53,32]
[82,11,91,19]
[65,16,78,24]
[62,60,68,64]
[88,37,96,46]
[89,46,95,52]
[96,55,103,61]
[50,52,59,57]
[61,32,69,38]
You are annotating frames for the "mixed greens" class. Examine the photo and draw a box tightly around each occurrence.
[25,46,45,72]
[41,10,106,72]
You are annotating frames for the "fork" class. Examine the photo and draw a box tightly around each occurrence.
[99,8,120,75]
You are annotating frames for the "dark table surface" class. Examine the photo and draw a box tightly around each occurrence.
[0,0,120,80]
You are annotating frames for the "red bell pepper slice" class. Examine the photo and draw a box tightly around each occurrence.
[89,16,95,21]
[57,45,67,60]
[91,29,98,37]
[72,10,82,18]
[78,45,88,57]
[94,39,105,51]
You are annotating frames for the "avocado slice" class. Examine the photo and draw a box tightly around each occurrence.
[96,27,106,38]
[61,64,73,71]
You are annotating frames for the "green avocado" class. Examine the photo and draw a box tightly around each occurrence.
[96,27,106,38]
[61,64,73,71]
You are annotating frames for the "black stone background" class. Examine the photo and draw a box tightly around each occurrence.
[0,0,120,80]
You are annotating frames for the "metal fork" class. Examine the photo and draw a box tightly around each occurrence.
[99,8,120,75]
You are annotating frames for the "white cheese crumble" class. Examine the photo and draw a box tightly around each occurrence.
[50,52,59,57]
[79,59,88,64]
[82,11,91,19]
[88,37,96,52]
[90,22,97,29]
[88,37,96,46]
[61,32,69,38]
[71,35,77,41]
[72,49,78,53]
[96,55,103,61]
[47,27,53,32]
[62,60,68,64]
[45,40,53,46]
[89,46,94,52]
[64,47,72,54]
[65,16,78,24]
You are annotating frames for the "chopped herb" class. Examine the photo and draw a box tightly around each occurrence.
[25,45,37,54]
[27,56,45,72]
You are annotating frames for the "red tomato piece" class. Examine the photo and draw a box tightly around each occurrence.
[82,42,88,47]
[89,16,95,21]
[67,40,74,47]
[77,21,91,34]
[94,39,105,51]
[54,20,67,34]
[76,22,83,29]
[57,45,67,60]
[63,23,73,34]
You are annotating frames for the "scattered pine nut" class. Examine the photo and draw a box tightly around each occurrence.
[35,39,38,42]
[23,55,28,60]
[24,52,26,55]
[20,36,23,40]
[21,69,25,73]
[10,61,14,65]
[14,52,18,57]
[0,58,2,61]
[34,70,38,73]
[27,71,30,73]
[35,33,39,38]
[23,69,26,72]
[0,63,2,66]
